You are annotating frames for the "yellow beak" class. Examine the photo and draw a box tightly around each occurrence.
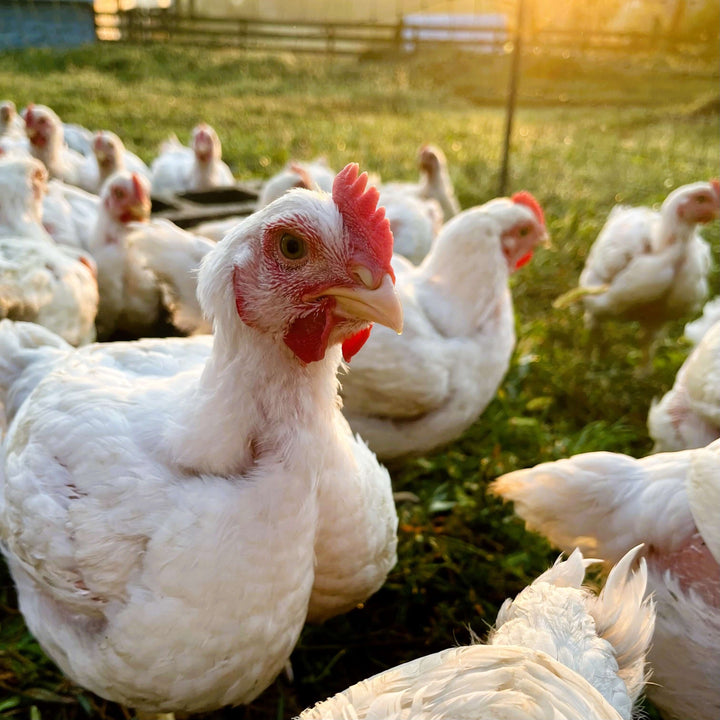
[323,273,403,334]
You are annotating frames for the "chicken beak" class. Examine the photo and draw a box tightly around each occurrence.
[324,273,403,334]
[128,202,150,221]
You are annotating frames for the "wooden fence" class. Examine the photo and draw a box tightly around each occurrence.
[95,7,718,62]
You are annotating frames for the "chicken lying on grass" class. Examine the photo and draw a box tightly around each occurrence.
[554,180,720,368]
[299,546,654,720]
[89,170,216,339]
[340,191,547,461]
[648,318,720,452]
[0,164,401,719]
[491,438,720,720]
[150,122,234,196]
[0,154,98,346]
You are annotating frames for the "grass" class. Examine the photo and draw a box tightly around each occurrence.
[0,42,718,719]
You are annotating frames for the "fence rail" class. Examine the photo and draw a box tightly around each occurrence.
[95,7,719,61]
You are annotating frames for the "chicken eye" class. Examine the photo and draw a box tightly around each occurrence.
[112,187,125,200]
[279,233,307,260]
[696,195,707,203]
[519,225,531,237]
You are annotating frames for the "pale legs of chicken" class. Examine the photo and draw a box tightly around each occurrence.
[134,712,180,720]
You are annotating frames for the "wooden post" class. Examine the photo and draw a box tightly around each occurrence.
[498,0,525,197]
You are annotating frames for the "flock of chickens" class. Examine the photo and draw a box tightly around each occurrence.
[0,97,718,720]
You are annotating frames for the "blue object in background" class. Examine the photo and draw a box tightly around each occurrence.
[0,0,96,50]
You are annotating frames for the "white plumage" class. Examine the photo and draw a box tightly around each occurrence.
[257,158,336,208]
[299,546,654,720]
[685,296,720,345]
[648,319,720,452]
[42,178,100,250]
[150,123,234,196]
[0,100,29,154]
[125,217,215,335]
[340,191,547,460]
[378,187,443,264]
[0,154,98,346]
[0,163,401,716]
[491,439,720,720]
[563,180,719,363]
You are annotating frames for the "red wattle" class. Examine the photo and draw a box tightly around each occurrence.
[284,306,334,364]
[515,251,533,270]
[342,325,372,362]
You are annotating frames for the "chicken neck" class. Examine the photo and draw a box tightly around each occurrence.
[167,320,343,477]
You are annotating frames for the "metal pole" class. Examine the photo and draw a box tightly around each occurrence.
[498,0,526,196]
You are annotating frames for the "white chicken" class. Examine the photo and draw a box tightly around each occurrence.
[556,180,720,365]
[648,318,720,452]
[0,154,98,346]
[340,191,547,460]
[89,170,214,339]
[685,296,720,345]
[491,439,720,720]
[257,158,336,208]
[380,144,461,220]
[22,104,96,190]
[150,123,234,196]
[299,545,654,720]
[0,163,402,718]
[371,144,461,265]
[83,129,151,194]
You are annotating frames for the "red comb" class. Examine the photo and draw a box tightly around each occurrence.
[512,191,545,227]
[332,163,394,274]
[711,179,719,196]
[24,104,34,124]
[131,173,147,201]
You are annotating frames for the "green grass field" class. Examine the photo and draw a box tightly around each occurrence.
[0,42,718,719]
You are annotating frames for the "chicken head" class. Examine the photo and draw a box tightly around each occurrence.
[673,179,720,224]
[23,104,59,151]
[199,163,403,364]
[101,171,152,226]
[93,130,123,174]
[191,123,221,163]
[417,144,446,180]
[498,191,548,270]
